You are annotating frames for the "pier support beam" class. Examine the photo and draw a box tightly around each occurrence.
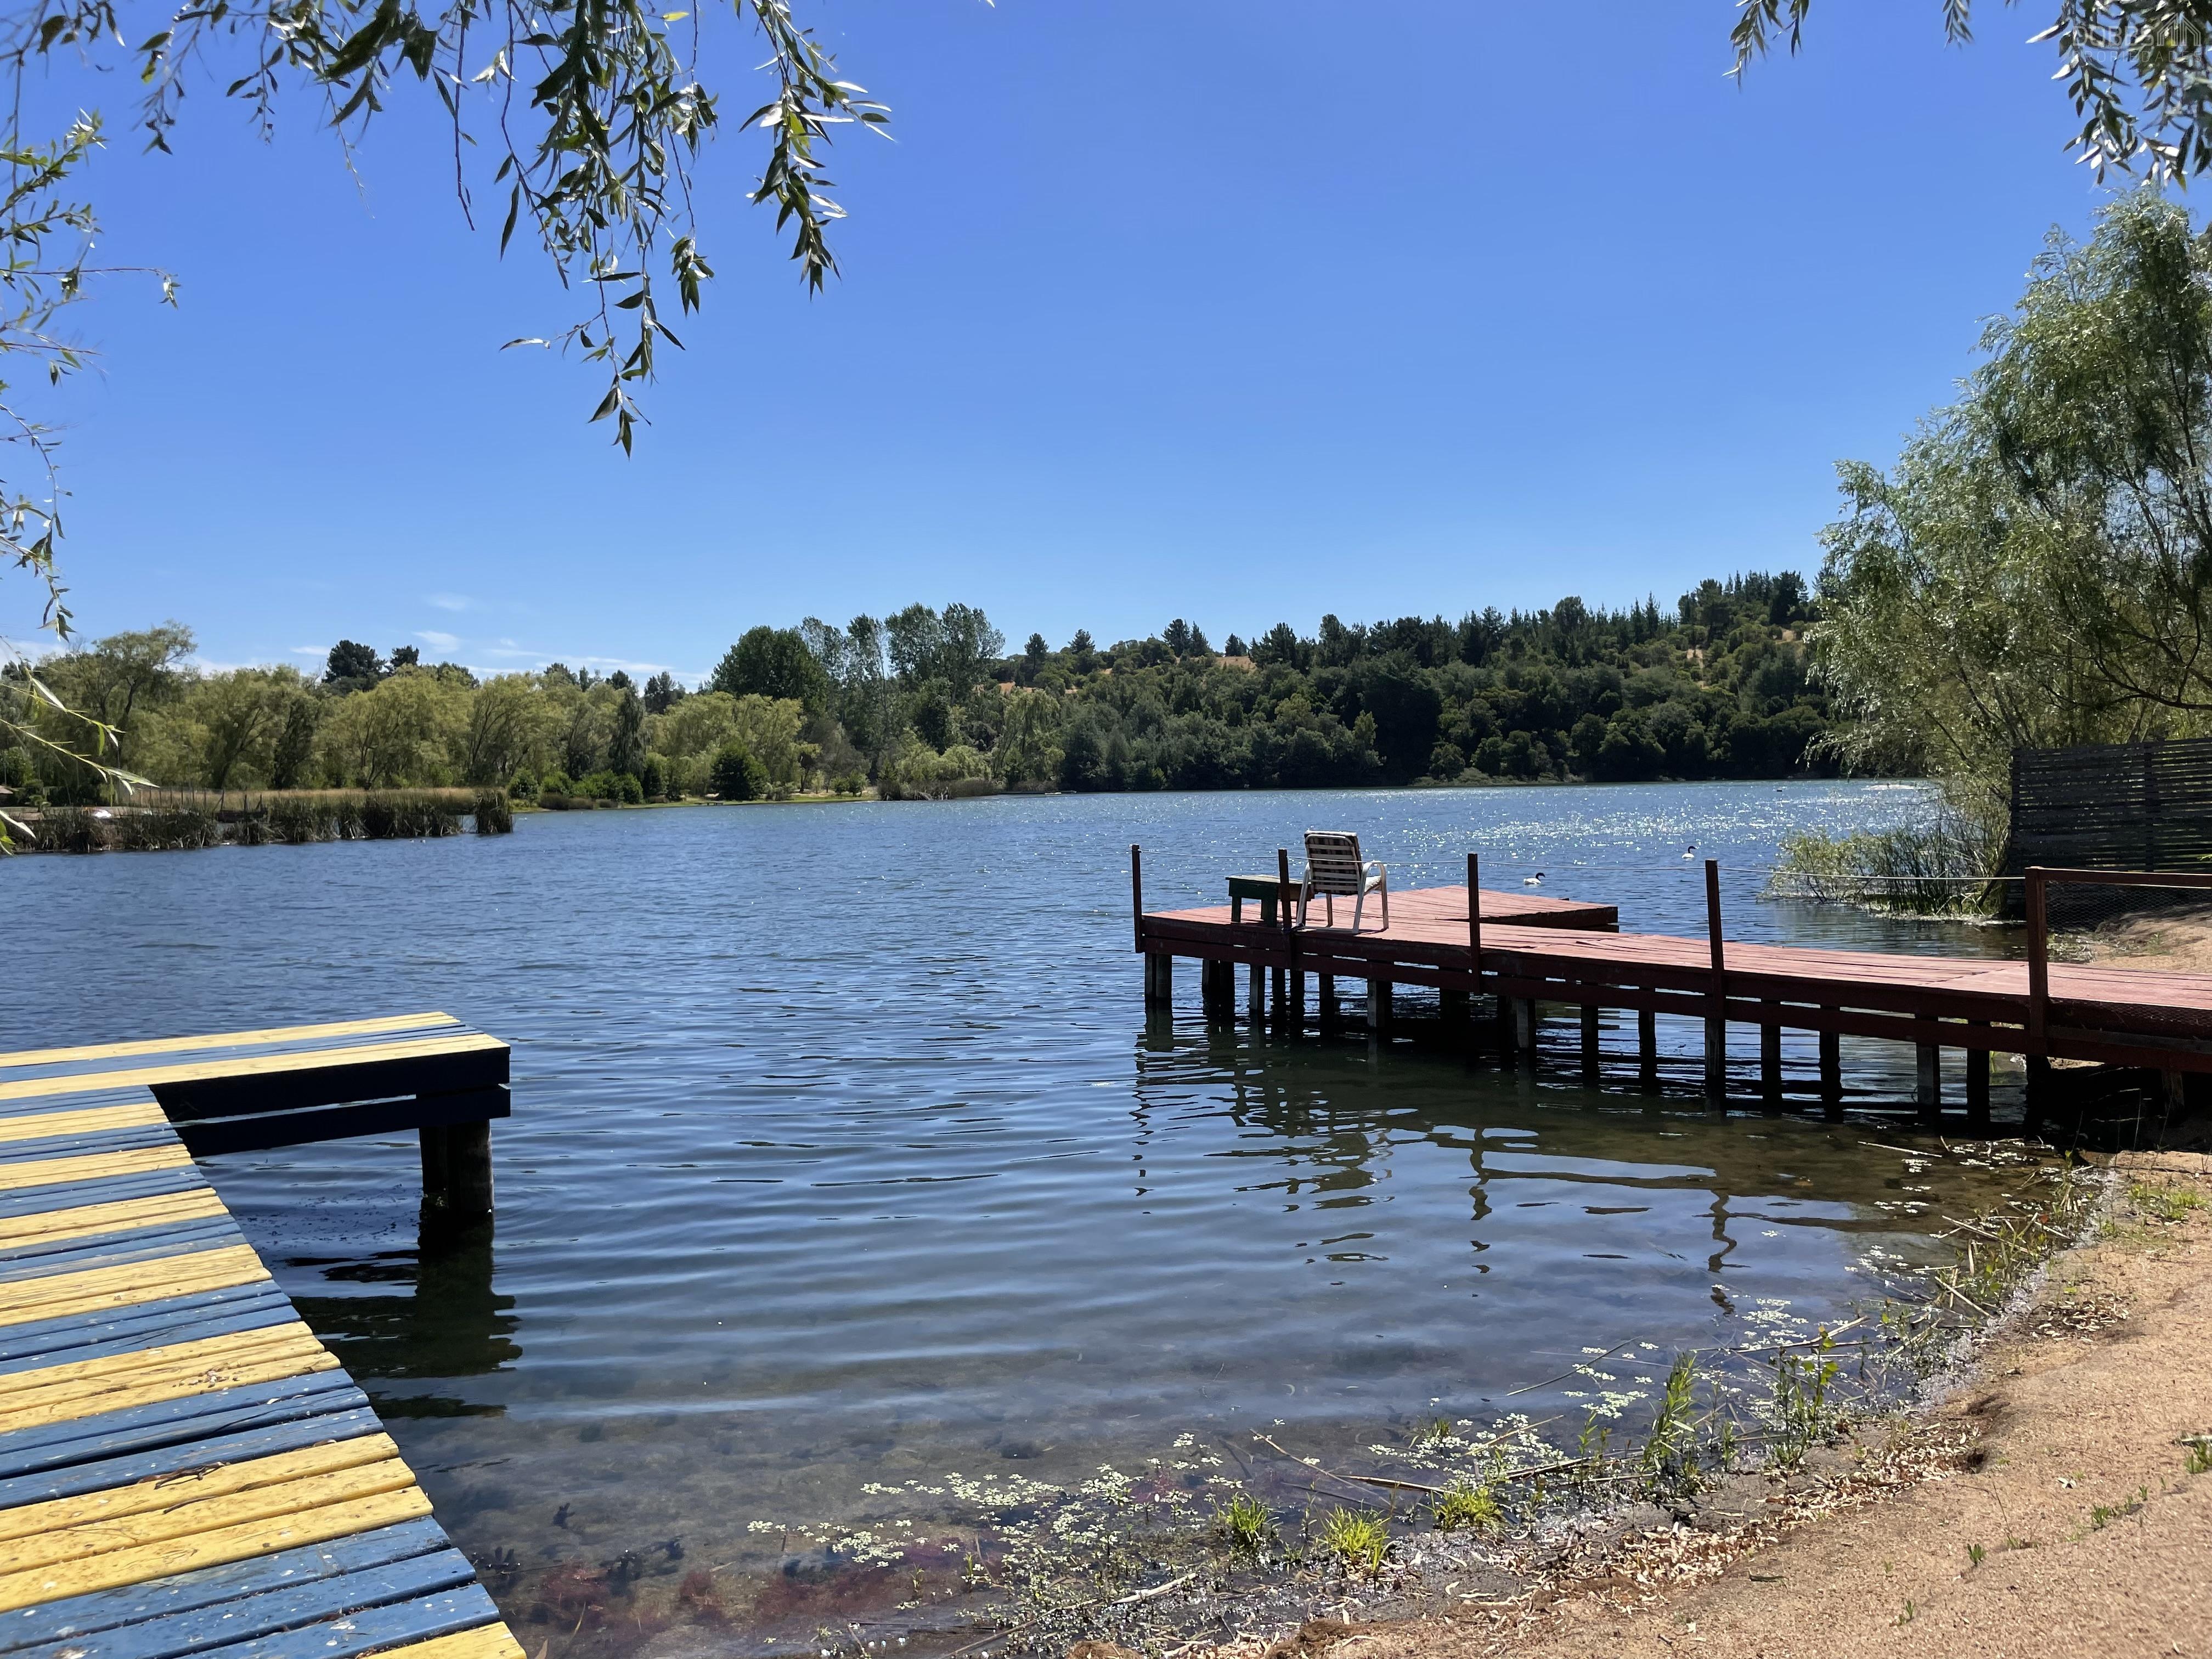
[1514,998,1538,1058]
[1494,997,1517,1065]
[1202,958,1236,1022]
[1760,1016,1783,1111]
[1271,967,1288,1024]
[1966,1031,1990,1132]
[1638,1008,1658,1090]
[1704,1018,1728,1099]
[1441,987,1469,1034]
[1143,952,1173,1008]
[1288,970,1306,1031]
[1368,979,1393,1035]
[1916,1045,1942,1123]
[1580,1005,1601,1085]
[2024,1055,2051,1138]
[1247,963,1264,1023]
[420,1117,494,1219]
[1318,974,1339,1030]
[1819,1030,1842,1119]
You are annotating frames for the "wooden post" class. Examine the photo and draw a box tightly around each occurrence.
[1638,1007,1658,1088]
[1440,986,1469,1029]
[2025,867,2049,1058]
[1204,958,1236,1021]
[1760,1013,1782,1110]
[1318,974,1339,1029]
[1289,970,1306,1029]
[2024,1054,2050,1138]
[1967,1032,1991,1131]
[1276,845,1296,1025]
[1705,860,1728,1099]
[421,1118,494,1218]
[1248,962,1265,1021]
[1467,851,1482,978]
[1819,1029,1842,1118]
[1130,843,1144,955]
[1916,1044,1942,1122]
[1580,1003,1600,1085]
[1143,952,1173,1007]
[1368,979,1392,1034]
[1514,997,1537,1056]
[1495,995,1518,1065]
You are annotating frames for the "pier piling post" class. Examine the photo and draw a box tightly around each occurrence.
[2024,1055,2050,1137]
[1272,967,1288,1022]
[1819,1029,1842,1118]
[1289,971,1306,1030]
[1916,1045,1942,1122]
[1203,958,1235,1022]
[1248,963,1264,1022]
[1494,996,1517,1065]
[1966,1028,1991,1130]
[1441,986,1469,1035]
[1638,1008,1658,1089]
[1143,952,1172,1008]
[1514,997,1537,1057]
[1318,974,1339,1029]
[421,1116,495,1218]
[1368,979,1393,1035]
[1704,860,1728,1101]
[1760,1015,1783,1110]
[1580,1004,1600,1085]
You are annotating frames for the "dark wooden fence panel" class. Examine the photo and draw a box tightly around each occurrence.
[2010,738,2212,923]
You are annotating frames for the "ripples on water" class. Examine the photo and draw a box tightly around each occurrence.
[4,782,2037,1644]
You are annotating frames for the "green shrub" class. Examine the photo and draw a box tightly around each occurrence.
[507,768,541,804]
[831,771,866,797]
[1318,1508,1390,1576]
[540,769,575,798]
[640,753,669,800]
[711,743,769,801]
[538,792,577,811]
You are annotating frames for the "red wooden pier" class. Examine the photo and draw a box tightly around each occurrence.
[1130,850,2212,1128]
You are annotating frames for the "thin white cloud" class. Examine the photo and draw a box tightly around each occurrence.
[426,593,474,612]
[415,630,461,650]
[290,646,323,657]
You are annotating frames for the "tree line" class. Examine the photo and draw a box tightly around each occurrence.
[0,573,1836,806]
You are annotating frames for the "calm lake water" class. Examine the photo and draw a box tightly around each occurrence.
[5,782,2037,1650]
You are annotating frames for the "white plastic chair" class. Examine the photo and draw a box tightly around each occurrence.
[1299,830,1389,931]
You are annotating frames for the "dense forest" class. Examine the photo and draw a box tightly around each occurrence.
[0,572,1835,804]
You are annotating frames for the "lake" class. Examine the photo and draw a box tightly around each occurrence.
[3,781,2036,1653]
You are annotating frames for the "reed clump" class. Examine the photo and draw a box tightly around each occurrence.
[12,788,511,852]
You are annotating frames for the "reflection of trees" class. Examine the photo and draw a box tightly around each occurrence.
[286,1219,519,1419]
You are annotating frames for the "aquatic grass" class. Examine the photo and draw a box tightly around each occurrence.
[1316,1508,1390,1576]
[1429,1478,1500,1531]
[1213,1493,1274,1555]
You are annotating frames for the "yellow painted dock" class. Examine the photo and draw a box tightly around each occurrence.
[0,1014,521,1659]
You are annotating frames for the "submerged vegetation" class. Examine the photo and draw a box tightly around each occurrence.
[498,1147,2097,1659]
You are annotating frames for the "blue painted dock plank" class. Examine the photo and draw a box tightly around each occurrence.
[3,1542,479,1659]
[0,1374,369,1479]
[0,1407,391,1510]
[0,1220,246,1283]
[0,1520,455,1654]
[0,1285,295,1372]
[0,1173,210,1221]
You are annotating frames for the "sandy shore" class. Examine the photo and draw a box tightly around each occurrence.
[1212,1154,2212,1659]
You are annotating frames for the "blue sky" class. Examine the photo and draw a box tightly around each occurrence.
[16,1,2116,682]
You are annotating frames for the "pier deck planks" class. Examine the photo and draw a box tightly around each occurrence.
[1143,885,2212,1071]
[0,1017,522,1659]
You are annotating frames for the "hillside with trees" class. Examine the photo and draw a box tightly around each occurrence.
[1,573,1835,805]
